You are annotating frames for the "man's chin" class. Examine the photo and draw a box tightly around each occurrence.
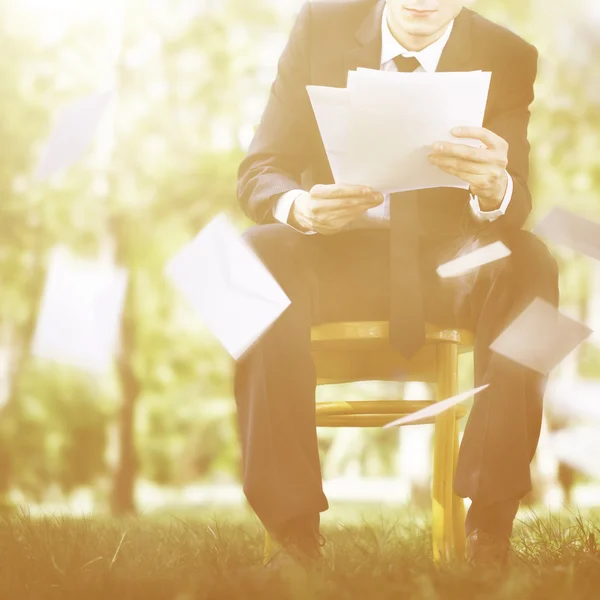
[400,24,442,37]
[397,16,444,35]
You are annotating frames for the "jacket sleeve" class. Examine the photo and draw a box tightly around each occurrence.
[237,3,315,225]
[469,41,539,233]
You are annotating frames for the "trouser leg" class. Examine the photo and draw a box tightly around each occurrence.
[452,230,559,536]
[234,225,389,540]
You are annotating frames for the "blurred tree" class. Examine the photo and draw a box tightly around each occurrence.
[0,0,598,509]
[0,0,257,508]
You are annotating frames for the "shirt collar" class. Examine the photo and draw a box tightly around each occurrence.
[380,4,454,72]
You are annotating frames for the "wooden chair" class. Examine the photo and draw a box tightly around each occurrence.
[264,321,474,564]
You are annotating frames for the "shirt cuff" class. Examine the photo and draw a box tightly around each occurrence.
[469,172,514,222]
[273,189,317,235]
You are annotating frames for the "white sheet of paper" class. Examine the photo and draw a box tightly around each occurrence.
[306,86,349,180]
[31,246,128,374]
[437,241,511,278]
[307,71,491,193]
[354,67,482,75]
[588,263,600,344]
[165,213,291,360]
[490,298,593,375]
[347,70,491,193]
[533,207,600,261]
[548,426,600,479]
[34,89,115,181]
[383,385,489,428]
[546,378,600,422]
[348,69,489,106]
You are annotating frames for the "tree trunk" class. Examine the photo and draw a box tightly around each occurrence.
[110,225,141,516]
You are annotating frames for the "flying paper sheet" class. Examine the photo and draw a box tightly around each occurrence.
[437,241,511,278]
[165,213,291,360]
[490,298,592,375]
[31,246,128,374]
[35,89,115,181]
[383,385,489,428]
[588,263,600,344]
[546,378,600,422]
[533,207,600,261]
[549,426,600,479]
[307,70,491,194]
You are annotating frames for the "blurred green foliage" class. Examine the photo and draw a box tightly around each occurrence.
[0,0,598,507]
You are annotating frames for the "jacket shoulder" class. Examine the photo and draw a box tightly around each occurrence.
[468,9,538,59]
[302,0,378,48]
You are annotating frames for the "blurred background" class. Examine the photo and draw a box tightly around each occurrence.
[0,0,599,519]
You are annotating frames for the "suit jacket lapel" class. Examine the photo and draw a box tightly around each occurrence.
[344,0,386,76]
[437,8,476,72]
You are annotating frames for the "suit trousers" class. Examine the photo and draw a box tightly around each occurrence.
[234,224,559,541]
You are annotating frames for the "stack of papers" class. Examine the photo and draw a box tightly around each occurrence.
[307,69,491,194]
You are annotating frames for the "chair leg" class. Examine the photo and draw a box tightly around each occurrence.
[432,342,459,563]
[452,427,467,561]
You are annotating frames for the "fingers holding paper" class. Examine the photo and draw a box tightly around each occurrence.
[292,184,384,235]
[428,126,509,209]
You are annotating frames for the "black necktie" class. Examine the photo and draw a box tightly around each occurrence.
[393,55,420,73]
[389,55,426,359]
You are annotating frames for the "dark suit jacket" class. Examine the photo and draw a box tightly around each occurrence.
[237,0,538,238]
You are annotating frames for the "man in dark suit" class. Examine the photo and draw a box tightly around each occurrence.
[235,0,559,568]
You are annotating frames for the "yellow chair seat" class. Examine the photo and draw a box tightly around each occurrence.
[264,321,474,565]
[311,321,472,386]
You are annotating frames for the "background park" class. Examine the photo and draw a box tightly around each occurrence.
[1,0,600,597]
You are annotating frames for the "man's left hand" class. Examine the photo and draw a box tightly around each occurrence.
[428,127,509,211]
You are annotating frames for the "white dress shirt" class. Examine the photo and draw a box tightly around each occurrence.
[273,4,513,232]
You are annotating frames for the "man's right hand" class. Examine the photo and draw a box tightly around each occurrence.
[290,184,384,234]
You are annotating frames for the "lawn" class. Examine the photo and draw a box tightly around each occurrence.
[2,503,600,599]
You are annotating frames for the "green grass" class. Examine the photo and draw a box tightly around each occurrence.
[2,504,600,599]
